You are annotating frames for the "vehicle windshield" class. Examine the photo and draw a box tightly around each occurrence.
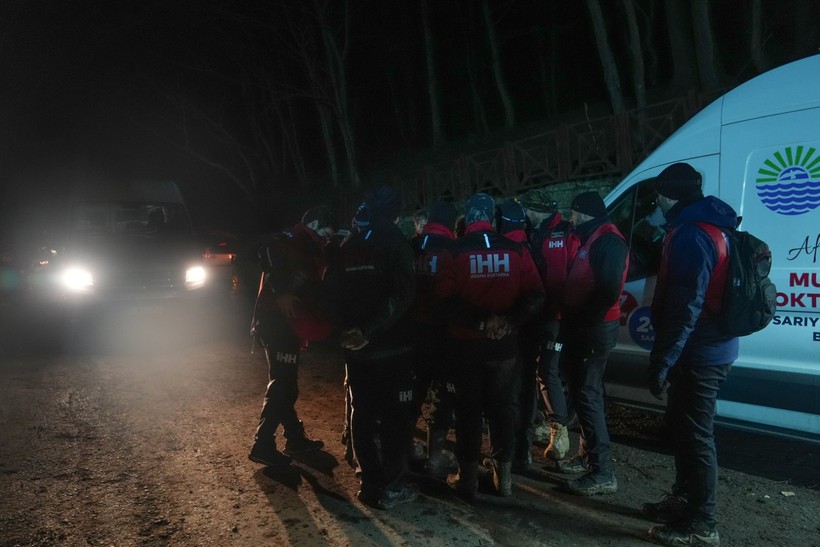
[71,202,192,242]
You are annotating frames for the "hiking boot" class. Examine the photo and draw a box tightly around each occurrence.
[426,448,458,479]
[284,435,324,455]
[356,487,382,509]
[563,469,618,496]
[648,523,720,546]
[554,455,589,474]
[408,439,426,462]
[533,415,552,444]
[641,493,689,523]
[248,442,292,467]
[378,481,419,510]
[543,422,569,461]
[488,459,512,497]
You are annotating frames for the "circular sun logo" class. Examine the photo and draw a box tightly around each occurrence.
[756,146,820,215]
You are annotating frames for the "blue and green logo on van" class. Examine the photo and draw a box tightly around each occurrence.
[756,146,820,215]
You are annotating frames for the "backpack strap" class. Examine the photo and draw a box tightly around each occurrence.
[694,222,730,316]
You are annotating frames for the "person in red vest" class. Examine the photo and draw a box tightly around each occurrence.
[409,200,459,478]
[436,193,544,499]
[644,163,737,547]
[516,189,579,469]
[559,191,628,496]
[248,206,335,468]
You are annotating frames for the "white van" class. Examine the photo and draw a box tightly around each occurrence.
[57,180,207,302]
[603,54,820,442]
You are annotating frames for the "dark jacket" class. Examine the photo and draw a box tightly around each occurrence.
[252,224,328,339]
[562,216,628,327]
[650,195,740,376]
[322,217,416,359]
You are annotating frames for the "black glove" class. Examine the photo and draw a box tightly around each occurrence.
[647,366,669,400]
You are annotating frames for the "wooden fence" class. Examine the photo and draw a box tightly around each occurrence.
[341,89,723,221]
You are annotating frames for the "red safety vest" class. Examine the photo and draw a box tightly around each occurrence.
[562,222,627,322]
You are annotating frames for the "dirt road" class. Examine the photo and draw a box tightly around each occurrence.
[0,298,818,546]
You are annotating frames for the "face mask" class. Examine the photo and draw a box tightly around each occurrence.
[645,204,666,227]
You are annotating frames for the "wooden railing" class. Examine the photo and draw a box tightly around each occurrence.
[344,89,722,220]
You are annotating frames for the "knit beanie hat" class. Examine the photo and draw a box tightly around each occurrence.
[570,191,606,218]
[464,193,496,225]
[655,163,703,200]
[364,185,402,220]
[427,200,457,229]
[497,199,527,234]
[519,188,556,213]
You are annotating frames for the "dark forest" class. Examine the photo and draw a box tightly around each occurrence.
[1,0,817,234]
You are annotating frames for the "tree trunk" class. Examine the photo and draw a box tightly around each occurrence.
[640,0,659,89]
[664,0,698,92]
[622,0,646,110]
[317,0,360,188]
[317,103,340,188]
[482,0,515,128]
[749,0,769,73]
[421,0,444,147]
[584,0,625,113]
[463,2,489,136]
[690,0,722,91]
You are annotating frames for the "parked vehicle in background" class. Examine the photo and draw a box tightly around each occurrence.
[200,232,239,291]
[600,54,820,443]
[55,180,207,308]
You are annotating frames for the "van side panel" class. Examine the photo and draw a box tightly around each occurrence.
[604,54,820,440]
[717,112,820,436]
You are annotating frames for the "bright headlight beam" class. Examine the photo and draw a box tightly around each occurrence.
[62,267,94,292]
[185,265,206,289]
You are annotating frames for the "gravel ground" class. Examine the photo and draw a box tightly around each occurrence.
[0,298,818,546]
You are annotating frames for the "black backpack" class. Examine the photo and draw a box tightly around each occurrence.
[698,222,777,336]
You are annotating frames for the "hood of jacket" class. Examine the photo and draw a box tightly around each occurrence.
[666,195,738,231]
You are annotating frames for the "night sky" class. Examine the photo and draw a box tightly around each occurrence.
[1,0,815,243]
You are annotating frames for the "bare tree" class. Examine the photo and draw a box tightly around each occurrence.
[664,0,698,92]
[482,0,515,128]
[314,0,360,188]
[422,0,444,147]
[749,0,770,73]
[461,2,489,136]
[689,0,722,90]
[621,0,646,110]
[585,0,625,112]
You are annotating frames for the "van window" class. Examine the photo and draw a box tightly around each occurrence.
[607,178,664,281]
[72,202,191,242]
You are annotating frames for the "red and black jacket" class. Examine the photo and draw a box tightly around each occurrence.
[529,213,579,319]
[562,217,628,325]
[435,221,544,344]
[411,222,457,327]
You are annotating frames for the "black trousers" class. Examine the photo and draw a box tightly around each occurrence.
[346,350,415,496]
[452,339,520,464]
[254,312,303,441]
[561,319,619,473]
[412,324,457,431]
[667,361,732,529]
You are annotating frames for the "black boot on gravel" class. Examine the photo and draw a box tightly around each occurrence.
[248,442,292,467]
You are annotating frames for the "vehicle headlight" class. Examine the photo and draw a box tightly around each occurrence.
[62,267,95,293]
[185,265,207,289]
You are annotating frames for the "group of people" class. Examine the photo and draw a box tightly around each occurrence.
[246,162,738,547]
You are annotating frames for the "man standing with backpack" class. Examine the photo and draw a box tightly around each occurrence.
[644,162,739,547]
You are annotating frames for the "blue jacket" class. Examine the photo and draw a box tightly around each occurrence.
[650,195,739,377]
